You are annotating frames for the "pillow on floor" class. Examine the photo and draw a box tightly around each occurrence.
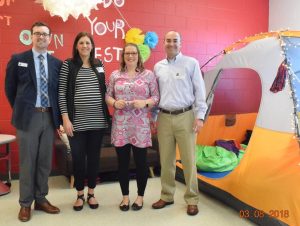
[195,145,238,172]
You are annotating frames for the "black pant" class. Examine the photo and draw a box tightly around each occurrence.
[115,144,148,196]
[69,130,103,191]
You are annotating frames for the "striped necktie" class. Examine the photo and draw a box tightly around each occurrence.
[38,54,49,107]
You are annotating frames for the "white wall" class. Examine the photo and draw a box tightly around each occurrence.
[269,0,300,31]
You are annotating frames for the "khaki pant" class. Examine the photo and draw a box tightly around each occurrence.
[157,110,199,205]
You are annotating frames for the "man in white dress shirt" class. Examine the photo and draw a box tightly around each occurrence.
[152,31,207,216]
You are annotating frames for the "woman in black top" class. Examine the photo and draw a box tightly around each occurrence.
[59,32,110,211]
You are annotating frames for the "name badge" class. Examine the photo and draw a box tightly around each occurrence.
[18,62,28,67]
[174,68,186,80]
[96,67,104,73]
[174,72,186,80]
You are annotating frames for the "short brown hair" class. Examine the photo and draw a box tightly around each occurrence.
[30,21,51,35]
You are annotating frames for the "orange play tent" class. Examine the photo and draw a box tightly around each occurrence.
[176,31,300,226]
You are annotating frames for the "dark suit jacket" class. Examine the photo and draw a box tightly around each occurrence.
[5,50,62,130]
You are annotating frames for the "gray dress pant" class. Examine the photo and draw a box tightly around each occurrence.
[17,111,55,207]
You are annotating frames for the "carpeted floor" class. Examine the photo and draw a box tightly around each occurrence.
[0,176,255,226]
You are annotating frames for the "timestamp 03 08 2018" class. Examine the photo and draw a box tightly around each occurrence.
[239,209,289,219]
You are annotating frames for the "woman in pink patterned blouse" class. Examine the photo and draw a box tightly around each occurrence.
[106,43,159,211]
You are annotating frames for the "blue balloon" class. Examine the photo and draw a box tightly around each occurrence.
[144,31,159,49]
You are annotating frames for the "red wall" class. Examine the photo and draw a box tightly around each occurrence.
[210,68,262,115]
[0,0,269,174]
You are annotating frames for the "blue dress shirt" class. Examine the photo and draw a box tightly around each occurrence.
[154,52,207,120]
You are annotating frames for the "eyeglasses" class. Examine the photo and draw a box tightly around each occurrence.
[124,52,138,56]
[33,32,50,37]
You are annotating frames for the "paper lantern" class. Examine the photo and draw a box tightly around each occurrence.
[125,28,145,45]
[35,0,103,22]
[144,31,158,49]
[138,44,151,62]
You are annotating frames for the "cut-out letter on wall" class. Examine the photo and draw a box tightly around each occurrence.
[53,34,63,49]
[19,30,31,46]
[102,0,125,8]
[0,15,12,26]
[88,16,125,39]
[0,0,15,7]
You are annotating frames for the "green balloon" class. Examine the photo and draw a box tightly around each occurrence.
[138,44,151,62]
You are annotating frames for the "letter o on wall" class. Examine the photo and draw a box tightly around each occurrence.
[19,30,32,46]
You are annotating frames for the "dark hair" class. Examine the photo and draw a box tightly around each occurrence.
[120,43,144,72]
[72,32,96,66]
[31,21,51,35]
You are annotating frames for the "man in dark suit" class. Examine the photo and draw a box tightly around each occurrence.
[5,21,62,222]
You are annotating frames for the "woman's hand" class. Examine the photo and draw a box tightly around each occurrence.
[114,99,127,109]
[63,118,74,137]
[132,99,147,109]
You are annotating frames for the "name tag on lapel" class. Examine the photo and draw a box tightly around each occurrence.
[18,62,28,67]
[96,67,104,73]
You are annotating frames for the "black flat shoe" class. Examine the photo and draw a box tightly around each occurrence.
[131,202,143,211]
[119,201,130,211]
[87,193,99,209]
[73,194,85,211]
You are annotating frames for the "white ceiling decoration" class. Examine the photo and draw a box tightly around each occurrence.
[35,0,104,22]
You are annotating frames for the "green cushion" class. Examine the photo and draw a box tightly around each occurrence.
[195,145,239,172]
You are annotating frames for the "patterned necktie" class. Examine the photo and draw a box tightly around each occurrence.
[38,54,49,107]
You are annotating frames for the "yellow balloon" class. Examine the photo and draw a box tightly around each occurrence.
[125,28,145,44]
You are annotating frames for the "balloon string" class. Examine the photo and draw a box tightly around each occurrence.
[112,2,131,29]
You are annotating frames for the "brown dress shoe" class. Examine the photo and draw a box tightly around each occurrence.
[187,205,199,216]
[152,199,174,209]
[18,207,31,222]
[34,201,60,214]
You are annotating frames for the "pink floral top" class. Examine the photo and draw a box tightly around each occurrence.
[106,69,159,148]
